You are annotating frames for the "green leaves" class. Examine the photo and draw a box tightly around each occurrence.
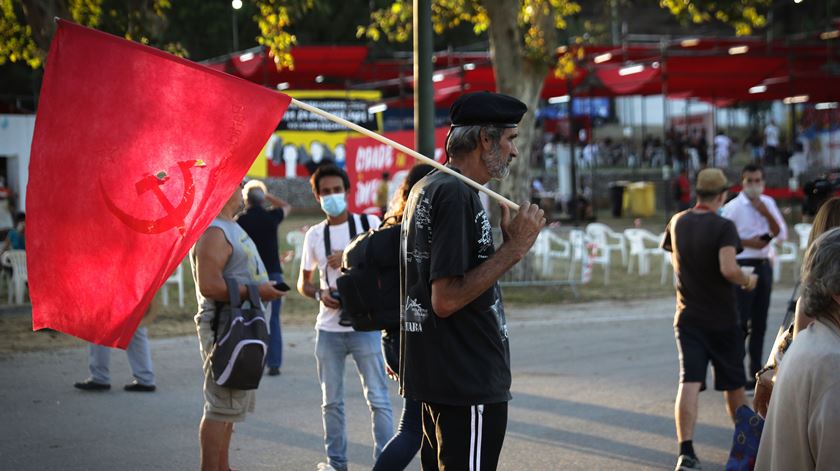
[1,0,183,69]
[254,0,322,70]
[0,0,43,67]
[659,0,771,36]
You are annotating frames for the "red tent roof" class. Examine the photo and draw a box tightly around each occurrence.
[578,40,840,102]
[205,37,840,106]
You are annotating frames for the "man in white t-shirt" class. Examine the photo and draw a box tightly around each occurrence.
[297,165,393,471]
[713,129,732,168]
[764,121,780,165]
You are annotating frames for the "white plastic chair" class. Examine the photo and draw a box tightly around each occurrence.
[532,229,571,277]
[162,263,184,307]
[286,231,305,262]
[793,223,812,252]
[570,229,610,284]
[624,229,663,276]
[586,222,628,266]
[770,239,798,282]
[3,250,27,304]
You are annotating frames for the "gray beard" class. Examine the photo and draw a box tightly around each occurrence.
[482,145,510,180]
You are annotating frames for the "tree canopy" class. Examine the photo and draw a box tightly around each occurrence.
[659,0,770,36]
[3,1,788,72]
[0,0,186,68]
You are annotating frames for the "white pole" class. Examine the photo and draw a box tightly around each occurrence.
[290,98,520,211]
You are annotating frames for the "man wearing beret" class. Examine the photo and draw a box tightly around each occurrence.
[399,91,546,470]
[661,168,758,471]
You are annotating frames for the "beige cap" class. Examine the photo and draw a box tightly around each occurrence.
[695,168,730,195]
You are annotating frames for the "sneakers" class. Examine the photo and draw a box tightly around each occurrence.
[74,380,110,391]
[123,381,156,392]
[267,367,281,376]
[675,454,702,470]
[316,463,337,471]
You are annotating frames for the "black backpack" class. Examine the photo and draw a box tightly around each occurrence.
[336,222,401,332]
[210,277,269,390]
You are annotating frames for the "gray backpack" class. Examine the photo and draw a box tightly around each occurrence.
[210,278,269,390]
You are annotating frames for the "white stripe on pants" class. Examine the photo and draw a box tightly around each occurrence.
[470,405,484,471]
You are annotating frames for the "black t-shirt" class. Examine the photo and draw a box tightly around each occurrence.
[237,205,285,274]
[399,169,511,406]
[661,210,743,329]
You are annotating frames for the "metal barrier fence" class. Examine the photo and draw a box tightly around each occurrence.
[497,226,585,298]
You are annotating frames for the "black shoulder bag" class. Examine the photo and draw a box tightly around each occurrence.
[210,277,269,390]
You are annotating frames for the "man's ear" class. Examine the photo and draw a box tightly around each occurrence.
[478,128,491,151]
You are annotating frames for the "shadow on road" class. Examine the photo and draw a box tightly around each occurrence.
[512,391,730,439]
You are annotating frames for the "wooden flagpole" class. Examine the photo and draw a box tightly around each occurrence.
[290,98,520,211]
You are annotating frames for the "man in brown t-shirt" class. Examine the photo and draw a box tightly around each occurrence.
[661,168,758,471]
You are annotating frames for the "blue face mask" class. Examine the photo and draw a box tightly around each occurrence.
[320,193,347,217]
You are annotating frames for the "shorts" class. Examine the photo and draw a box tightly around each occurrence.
[197,320,256,423]
[675,324,746,391]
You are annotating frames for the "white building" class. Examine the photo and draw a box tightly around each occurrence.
[0,114,35,211]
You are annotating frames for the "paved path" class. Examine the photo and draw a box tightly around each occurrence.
[0,290,791,470]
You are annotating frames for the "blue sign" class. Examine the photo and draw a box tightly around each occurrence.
[538,97,611,120]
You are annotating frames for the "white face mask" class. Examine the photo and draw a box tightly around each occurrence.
[743,183,764,199]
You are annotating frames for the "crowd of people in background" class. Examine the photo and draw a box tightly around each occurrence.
[536,119,803,176]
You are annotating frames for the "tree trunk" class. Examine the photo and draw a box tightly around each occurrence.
[20,0,70,52]
[482,0,552,207]
[482,0,557,281]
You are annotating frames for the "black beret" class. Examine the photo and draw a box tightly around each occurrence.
[449,91,528,128]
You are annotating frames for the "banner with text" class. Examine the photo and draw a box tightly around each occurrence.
[345,127,449,214]
[248,90,382,178]
[277,90,382,132]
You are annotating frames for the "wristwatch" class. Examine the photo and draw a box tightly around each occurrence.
[315,290,322,302]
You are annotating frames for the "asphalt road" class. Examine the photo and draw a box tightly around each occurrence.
[0,290,791,470]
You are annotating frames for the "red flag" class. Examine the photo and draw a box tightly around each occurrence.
[28,20,290,348]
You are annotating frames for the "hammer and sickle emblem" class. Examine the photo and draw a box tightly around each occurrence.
[101,160,205,235]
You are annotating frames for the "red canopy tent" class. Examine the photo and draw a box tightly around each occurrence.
[578,39,840,103]
[204,36,840,107]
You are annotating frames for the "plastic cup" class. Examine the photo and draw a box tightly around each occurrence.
[741,266,755,276]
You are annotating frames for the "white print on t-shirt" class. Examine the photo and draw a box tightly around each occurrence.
[414,192,432,231]
[406,249,430,263]
[476,210,492,258]
[404,296,428,332]
[489,296,509,340]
